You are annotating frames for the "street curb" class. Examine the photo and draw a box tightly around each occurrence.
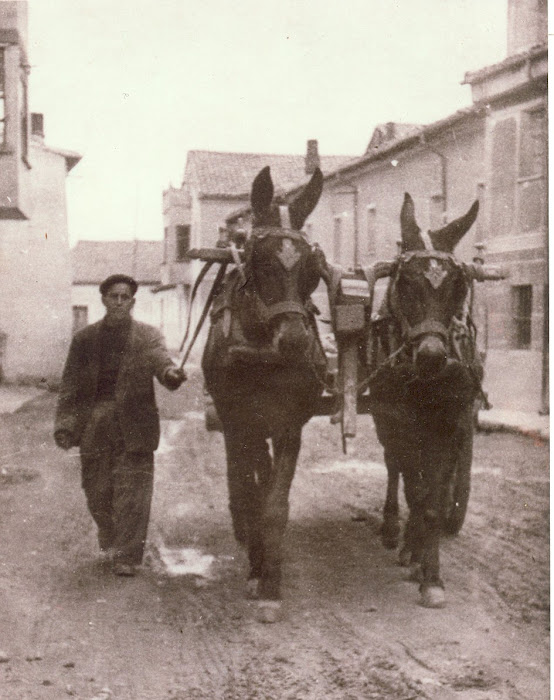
[477,412,549,442]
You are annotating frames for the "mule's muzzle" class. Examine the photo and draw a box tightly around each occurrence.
[273,315,310,360]
[414,335,447,378]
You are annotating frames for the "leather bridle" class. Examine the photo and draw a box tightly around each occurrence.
[245,226,319,324]
[386,250,470,350]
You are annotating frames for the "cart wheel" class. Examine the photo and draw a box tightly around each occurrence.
[443,427,473,535]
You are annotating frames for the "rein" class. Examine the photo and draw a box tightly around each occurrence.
[178,262,228,369]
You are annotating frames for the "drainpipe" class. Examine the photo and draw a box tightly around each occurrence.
[419,133,447,220]
[353,186,359,268]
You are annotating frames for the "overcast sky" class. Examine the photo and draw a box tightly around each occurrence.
[26,0,508,245]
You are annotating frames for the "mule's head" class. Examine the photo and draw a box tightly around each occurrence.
[240,166,325,359]
[390,193,478,379]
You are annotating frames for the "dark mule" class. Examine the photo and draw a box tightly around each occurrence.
[202,166,328,621]
[369,193,481,608]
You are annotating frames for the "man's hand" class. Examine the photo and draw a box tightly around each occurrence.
[54,430,74,450]
[165,367,187,390]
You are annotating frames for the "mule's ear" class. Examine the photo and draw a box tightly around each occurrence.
[430,200,479,253]
[400,193,424,252]
[251,166,274,218]
[289,167,323,230]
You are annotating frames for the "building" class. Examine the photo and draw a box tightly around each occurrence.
[0,1,81,384]
[71,240,163,333]
[225,0,547,414]
[158,141,355,351]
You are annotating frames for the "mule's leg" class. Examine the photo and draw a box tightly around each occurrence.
[257,427,302,621]
[401,473,424,576]
[412,442,446,608]
[223,430,271,594]
[381,449,401,550]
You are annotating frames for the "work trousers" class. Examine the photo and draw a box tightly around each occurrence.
[80,401,154,565]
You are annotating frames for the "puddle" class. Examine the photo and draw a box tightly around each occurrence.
[472,465,502,476]
[157,420,185,454]
[183,411,205,420]
[314,459,385,474]
[157,545,216,578]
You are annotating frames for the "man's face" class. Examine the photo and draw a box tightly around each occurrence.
[102,282,135,323]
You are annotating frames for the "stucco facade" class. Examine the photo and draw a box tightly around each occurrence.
[0,2,80,384]
[224,1,547,414]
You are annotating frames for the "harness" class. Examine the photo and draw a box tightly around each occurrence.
[242,222,313,324]
[195,213,328,381]
[386,249,469,349]
[363,249,487,401]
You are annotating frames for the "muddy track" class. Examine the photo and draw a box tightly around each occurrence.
[0,376,549,699]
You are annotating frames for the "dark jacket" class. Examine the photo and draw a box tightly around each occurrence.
[55,320,176,452]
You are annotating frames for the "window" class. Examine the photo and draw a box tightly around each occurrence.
[0,48,5,145]
[518,108,546,232]
[366,204,377,256]
[176,225,190,262]
[72,306,88,335]
[490,117,517,237]
[511,285,532,349]
[333,216,342,264]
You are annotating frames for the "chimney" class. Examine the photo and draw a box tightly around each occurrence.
[31,113,44,139]
[305,139,320,175]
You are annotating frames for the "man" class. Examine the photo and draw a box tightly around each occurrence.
[54,274,186,576]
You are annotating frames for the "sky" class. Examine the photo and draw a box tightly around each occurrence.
[25,0,508,245]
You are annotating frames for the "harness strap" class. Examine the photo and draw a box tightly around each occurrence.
[279,206,292,229]
[266,300,308,320]
[419,229,434,250]
[179,263,228,369]
[178,261,213,353]
[229,242,246,284]
[407,319,450,343]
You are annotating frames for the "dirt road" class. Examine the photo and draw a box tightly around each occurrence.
[0,371,549,699]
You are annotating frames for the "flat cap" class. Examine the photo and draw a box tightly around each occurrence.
[99,274,138,296]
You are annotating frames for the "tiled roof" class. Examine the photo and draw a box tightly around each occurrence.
[72,240,163,284]
[365,123,422,154]
[463,43,547,85]
[226,106,484,222]
[330,106,484,180]
[183,150,356,197]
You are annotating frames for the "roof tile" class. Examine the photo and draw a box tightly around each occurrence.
[183,150,355,197]
[72,240,163,284]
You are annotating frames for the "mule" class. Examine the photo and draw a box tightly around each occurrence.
[368,193,482,608]
[202,166,328,621]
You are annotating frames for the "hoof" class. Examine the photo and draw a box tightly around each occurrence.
[246,578,260,600]
[420,586,446,608]
[398,547,411,567]
[256,600,282,624]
